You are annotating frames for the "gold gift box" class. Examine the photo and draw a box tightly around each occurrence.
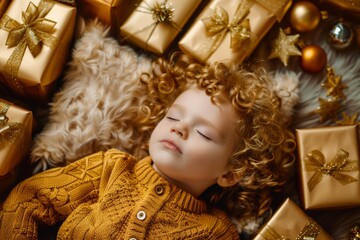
[0,0,76,103]
[55,0,76,6]
[120,0,202,55]
[296,125,360,210]
[78,0,141,37]
[0,0,10,18]
[320,0,360,14]
[0,99,33,177]
[178,0,291,65]
[254,198,332,240]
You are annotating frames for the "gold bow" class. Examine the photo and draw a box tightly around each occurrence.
[199,0,253,61]
[122,0,181,51]
[305,149,358,192]
[261,219,322,240]
[0,0,58,96]
[0,100,24,144]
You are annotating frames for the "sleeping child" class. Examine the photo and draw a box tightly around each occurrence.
[0,52,295,239]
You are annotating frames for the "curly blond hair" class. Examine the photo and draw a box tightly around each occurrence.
[132,52,295,220]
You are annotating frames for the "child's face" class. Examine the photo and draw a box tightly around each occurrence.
[149,87,239,196]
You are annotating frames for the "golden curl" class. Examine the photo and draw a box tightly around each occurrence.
[134,52,296,220]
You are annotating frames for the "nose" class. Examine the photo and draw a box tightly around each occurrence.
[171,123,188,139]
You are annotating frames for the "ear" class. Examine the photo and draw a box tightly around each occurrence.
[217,171,240,187]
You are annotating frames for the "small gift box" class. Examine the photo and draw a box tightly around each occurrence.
[296,125,360,210]
[254,198,332,240]
[0,0,76,102]
[178,0,292,65]
[78,0,140,36]
[0,99,33,177]
[120,0,202,55]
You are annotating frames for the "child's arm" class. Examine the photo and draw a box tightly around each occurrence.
[0,149,126,240]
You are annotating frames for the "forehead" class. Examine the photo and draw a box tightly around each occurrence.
[172,88,238,127]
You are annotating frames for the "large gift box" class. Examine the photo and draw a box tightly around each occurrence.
[296,125,360,210]
[0,0,76,102]
[0,99,33,177]
[254,198,332,240]
[120,0,202,55]
[78,0,141,37]
[178,0,292,65]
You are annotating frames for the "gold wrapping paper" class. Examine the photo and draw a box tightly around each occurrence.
[178,0,292,65]
[78,0,141,37]
[120,0,202,55]
[0,0,76,102]
[0,99,33,177]
[320,0,360,14]
[254,198,332,240]
[55,0,77,6]
[296,125,360,210]
[0,0,10,18]
[0,167,19,196]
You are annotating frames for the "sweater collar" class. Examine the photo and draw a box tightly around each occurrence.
[135,156,208,213]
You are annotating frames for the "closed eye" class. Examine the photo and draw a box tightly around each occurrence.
[197,130,212,141]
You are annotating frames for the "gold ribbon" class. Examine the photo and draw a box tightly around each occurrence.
[305,149,358,192]
[122,0,181,51]
[0,0,59,96]
[261,219,322,240]
[199,0,253,61]
[0,99,24,145]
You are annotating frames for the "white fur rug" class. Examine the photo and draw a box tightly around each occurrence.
[31,19,153,172]
[29,17,360,239]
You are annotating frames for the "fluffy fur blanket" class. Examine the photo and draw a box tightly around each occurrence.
[29,18,360,238]
[31,20,153,172]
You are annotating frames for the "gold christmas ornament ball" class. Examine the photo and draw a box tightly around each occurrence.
[300,45,327,73]
[289,1,321,32]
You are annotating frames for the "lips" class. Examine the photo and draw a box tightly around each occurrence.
[160,139,182,154]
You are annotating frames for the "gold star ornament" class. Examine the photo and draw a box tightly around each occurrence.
[268,28,302,66]
[322,66,348,100]
[314,97,341,122]
[336,112,359,126]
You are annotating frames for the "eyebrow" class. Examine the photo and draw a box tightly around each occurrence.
[170,104,224,139]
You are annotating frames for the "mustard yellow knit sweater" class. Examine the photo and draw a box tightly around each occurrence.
[0,149,240,239]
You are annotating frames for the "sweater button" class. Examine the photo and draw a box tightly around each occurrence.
[155,185,164,195]
[136,210,146,221]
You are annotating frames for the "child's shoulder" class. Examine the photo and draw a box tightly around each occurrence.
[104,148,135,159]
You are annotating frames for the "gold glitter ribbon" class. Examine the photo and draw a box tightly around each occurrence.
[0,99,24,144]
[261,219,322,240]
[0,0,59,96]
[122,0,181,51]
[199,0,253,61]
[305,149,358,192]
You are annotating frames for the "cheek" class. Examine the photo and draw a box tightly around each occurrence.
[151,121,166,139]
[184,142,230,170]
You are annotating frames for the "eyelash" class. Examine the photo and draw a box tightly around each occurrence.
[197,130,212,141]
[166,116,179,121]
